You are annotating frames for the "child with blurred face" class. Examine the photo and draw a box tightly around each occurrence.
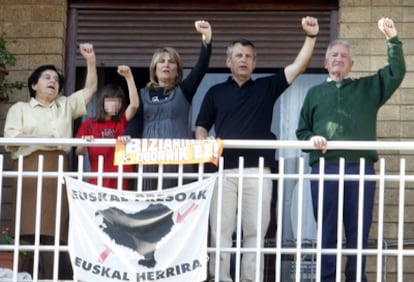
[76,65,139,190]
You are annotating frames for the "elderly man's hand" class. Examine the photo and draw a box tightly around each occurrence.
[310,135,327,154]
[378,17,397,40]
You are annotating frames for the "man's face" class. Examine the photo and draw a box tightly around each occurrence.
[324,43,353,81]
[226,43,256,84]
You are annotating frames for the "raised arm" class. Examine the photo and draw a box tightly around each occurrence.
[377,17,406,102]
[117,65,139,121]
[79,43,98,104]
[181,20,212,100]
[284,16,319,84]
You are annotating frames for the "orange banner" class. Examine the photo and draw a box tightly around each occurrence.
[114,138,223,166]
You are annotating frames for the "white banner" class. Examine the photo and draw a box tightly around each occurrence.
[64,175,217,282]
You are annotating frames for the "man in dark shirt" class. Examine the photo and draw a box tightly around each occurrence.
[195,16,319,282]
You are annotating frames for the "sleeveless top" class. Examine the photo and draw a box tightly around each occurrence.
[140,87,192,139]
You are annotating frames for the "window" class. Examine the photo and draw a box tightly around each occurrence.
[67,1,338,245]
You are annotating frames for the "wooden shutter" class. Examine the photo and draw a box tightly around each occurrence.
[65,2,337,94]
[71,9,335,69]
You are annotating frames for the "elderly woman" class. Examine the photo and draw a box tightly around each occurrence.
[123,20,212,190]
[3,43,97,279]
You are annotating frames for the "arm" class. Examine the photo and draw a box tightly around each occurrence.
[284,16,319,84]
[123,106,143,138]
[180,20,212,100]
[79,43,98,104]
[117,65,139,121]
[296,92,327,153]
[377,18,406,102]
[4,103,59,153]
[378,17,405,79]
[195,89,215,139]
[195,126,210,140]
[296,97,313,141]
[4,103,55,139]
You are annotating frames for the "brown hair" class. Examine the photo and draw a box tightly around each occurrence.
[94,84,126,122]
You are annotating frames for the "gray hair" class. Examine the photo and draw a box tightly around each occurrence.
[325,39,353,58]
[226,38,257,58]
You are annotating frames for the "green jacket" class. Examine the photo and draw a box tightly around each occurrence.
[296,36,406,166]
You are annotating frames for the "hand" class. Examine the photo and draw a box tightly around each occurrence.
[117,65,132,79]
[195,20,212,43]
[378,17,397,40]
[79,43,95,61]
[117,135,131,144]
[310,135,327,154]
[82,135,95,142]
[302,16,319,36]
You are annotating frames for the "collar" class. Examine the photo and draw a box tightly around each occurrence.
[226,76,254,86]
[326,76,352,88]
[29,97,57,108]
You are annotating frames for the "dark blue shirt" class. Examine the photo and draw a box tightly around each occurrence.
[196,69,289,169]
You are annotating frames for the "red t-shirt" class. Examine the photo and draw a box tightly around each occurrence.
[76,112,134,190]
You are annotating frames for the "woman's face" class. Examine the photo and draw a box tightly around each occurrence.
[32,70,60,104]
[155,52,178,87]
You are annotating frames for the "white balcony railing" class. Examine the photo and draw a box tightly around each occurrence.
[1,138,414,282]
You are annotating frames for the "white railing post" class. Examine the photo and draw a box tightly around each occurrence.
[275,157,285,282]
[212,157,224,282]
[356,158,366,282]
[11,156,24,282]
[376,158,386,282]
[315,157,325,281]
[335,158,345,282]
[255,157,265,282]
[397,158,406,282]
[294,157,305,282]
[234,157,244,282]
[116,163,124,191]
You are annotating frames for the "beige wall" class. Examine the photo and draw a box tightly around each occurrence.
[0,0,67,124]
[1,0,414,280]
[338,1,414,280]
[0,0,67,229]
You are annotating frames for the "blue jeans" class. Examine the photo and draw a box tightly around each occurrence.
[311,163,376,282]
